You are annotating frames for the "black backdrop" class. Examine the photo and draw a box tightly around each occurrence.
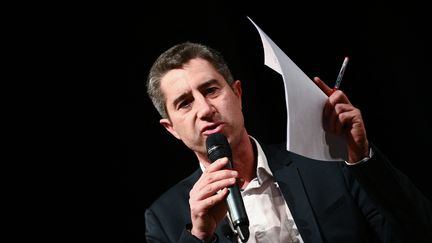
[128,2,430,242]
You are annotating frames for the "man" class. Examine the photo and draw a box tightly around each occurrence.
[144,42,432,242]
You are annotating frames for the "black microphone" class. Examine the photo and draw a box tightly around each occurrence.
[206,133,249,242]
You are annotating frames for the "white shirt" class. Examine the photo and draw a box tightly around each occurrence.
[200,136,303,243]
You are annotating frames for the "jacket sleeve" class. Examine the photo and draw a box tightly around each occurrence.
[145,208,208,243]
[348,144,432,243]
[145,208,171,243]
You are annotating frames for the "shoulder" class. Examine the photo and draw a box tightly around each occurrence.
[147,169,201,213]
[145,169,202,242]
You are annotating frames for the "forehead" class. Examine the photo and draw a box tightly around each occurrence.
[160,58,224,99]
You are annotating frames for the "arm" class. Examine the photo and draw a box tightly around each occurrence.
[314,77,432,242]
[145,208,209,243]
[348,145,432,242]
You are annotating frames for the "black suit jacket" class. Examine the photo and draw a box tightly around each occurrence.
[145,143,432,243]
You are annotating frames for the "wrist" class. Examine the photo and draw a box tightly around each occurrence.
[190,232,217,243]
[187,224,217,243]
[346,147,373,165]
[347,140,369,163]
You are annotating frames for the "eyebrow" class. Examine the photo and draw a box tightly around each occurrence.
[172,93,190,109]
[172,79,219,108]
[198,79,219,92]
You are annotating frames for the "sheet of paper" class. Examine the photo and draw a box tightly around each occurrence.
[248,17,347,161]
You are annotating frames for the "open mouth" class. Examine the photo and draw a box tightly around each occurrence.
[202,123,223,135]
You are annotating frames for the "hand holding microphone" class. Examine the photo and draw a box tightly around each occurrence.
[206,133,250,242]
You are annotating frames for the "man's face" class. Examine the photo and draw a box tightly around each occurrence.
[159,58,244,156]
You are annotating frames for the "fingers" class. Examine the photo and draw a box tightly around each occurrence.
[313,76,334,96]
[328,89,351,105]
[197,158,239,194]
[315,76,351,107]
[327,104,359,135]
[323,89,352,132]
[204,188,229,211]
[322,88,355,134]
[190,157,238,207]
[204,157,231,173]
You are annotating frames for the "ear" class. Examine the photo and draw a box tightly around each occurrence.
[160,118,181,140]
[232,80,243,108]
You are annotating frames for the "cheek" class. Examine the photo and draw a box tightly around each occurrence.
[224,100,244,123]
[227,97,242,113]
[172,114,194,133]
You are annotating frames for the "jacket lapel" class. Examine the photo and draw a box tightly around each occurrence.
[265,145,324,243]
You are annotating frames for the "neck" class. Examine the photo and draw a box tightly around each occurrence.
[231,134,257,189]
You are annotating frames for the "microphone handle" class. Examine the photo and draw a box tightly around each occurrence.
[226,159,249,242]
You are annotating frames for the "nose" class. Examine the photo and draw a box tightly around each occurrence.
[196,96,214,120]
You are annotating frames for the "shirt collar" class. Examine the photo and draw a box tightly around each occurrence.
[250,136,273,185]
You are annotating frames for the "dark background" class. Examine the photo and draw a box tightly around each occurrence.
[128,2,430,242]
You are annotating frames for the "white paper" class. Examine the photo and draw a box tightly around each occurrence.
[248,17,347,161]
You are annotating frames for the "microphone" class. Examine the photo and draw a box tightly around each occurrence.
[206,133,249,242]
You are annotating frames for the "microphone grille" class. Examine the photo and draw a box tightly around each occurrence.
[206,133,231,162]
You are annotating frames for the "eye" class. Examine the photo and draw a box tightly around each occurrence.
[178,100,192,109]
[177,97,194,110]
[205,86,218,96]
